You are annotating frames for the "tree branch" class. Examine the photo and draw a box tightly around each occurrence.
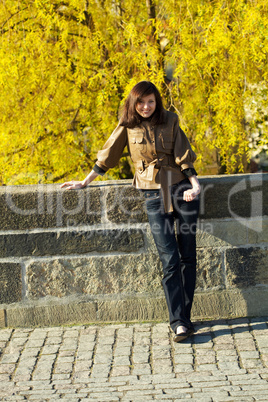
[0,6,28,31]
[1,16,37,35]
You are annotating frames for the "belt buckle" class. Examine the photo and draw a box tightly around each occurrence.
[145,191,159,199]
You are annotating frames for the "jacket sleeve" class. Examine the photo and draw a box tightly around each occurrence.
[173,116,197,171]
[94,124,128,172]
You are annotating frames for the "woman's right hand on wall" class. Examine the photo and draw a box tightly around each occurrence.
[60,181,86,190]
[60,170,100,190]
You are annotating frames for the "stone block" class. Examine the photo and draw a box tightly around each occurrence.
[192,287,268,320]
[196,248,225,290]
[26,253,162,299]
[6,301,97,327]
[106,185,148,223]
[0,263,22,304]
[0,309,6,328]
[247,217,268,244]
[197,220,248,247]
[0,228,144,257]
[226,247,268,288]
[198,173,267,220]
[0,184,102,230]
[97,297,168,322]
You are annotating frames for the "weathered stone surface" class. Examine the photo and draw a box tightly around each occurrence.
[0,174,267,327]
[1,174,267,230]
[199,173,267,219]
[26,254,162,299]
[106,184,148,223]
[97,297,168,322]
[0,228,144,257]
[6,301,97,327]
[196,249,224,290]
[5,287,268,327]
[104,173,268,221]
[0,263,22,304]
[0,309,6,328]
[247,217,268,244]
[226,247,268,287]
[192,290,243,320]
[192,288,268,319]
[197,221,248,247]
[0,184,102,230]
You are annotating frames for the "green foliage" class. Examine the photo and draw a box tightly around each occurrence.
[0,0,267,184]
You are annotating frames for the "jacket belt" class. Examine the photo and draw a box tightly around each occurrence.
[134,156,176,213]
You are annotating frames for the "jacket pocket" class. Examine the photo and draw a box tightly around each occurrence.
[159,132,174,151]
[128,131,145,152]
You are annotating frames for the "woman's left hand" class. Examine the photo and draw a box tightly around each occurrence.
[183,175,201,202]
[183,187,200,202]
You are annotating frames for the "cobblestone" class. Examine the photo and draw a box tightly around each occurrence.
[0,317,267,400]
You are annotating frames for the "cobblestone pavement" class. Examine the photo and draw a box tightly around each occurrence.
[0,317,267,401]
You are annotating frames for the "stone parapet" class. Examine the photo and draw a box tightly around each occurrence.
[0,173,267,327]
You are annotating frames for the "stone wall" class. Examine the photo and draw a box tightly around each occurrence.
[0,173,267,328]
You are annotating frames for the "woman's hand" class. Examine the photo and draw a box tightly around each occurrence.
[183,187,200,202]
[183,175,201,202]
[60,181,86,190]
[60,170,100,190]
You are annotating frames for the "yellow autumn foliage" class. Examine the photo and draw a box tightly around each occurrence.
[0,0,267,185]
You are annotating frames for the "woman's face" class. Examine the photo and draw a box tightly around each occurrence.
[135,93,156,118]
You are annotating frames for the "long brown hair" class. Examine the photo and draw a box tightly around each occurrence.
[120,81,166,128]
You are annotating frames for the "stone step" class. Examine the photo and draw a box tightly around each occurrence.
[0,228,144,258]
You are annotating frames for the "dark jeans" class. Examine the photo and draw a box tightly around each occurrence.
[143,179,200,333]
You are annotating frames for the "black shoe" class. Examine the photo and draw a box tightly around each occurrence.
[173,327,195,343]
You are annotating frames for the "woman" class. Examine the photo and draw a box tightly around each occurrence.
[61,81,200,342]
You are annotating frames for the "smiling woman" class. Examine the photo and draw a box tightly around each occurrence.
[61,80,201,343]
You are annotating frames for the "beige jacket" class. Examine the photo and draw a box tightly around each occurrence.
[95,110,197,212]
